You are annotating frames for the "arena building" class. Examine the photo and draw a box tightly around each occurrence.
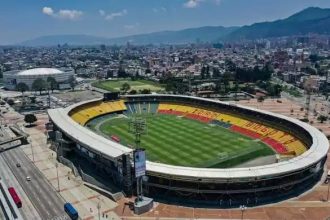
[47,94,329,208]
[3,68,74,90]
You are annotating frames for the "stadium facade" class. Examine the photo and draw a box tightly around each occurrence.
[3,67,74,90]
[47,94,329,207]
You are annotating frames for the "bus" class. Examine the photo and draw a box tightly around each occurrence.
[64,203,78,220]
[8,187,22,208]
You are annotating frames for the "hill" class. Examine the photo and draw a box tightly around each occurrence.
[108,26,238,45]
[20,26,238,46]
[19,7,330,46]
[20,35,110,46]
[226,7,330,40]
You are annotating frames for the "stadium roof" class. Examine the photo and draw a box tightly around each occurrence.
[48,95,329,180]
[16,68,63,76]
[48,99,132,159]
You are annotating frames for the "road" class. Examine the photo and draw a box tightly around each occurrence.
[0,154,40,219]
[2,147,69,220]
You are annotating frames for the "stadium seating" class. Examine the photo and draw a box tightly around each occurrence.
[149,103,159,114]
[69,100,127,125]
[71,101,307,156]
[69,99,308,157]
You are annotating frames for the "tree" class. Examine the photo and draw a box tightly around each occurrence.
[205,65,210,78]
[24,114,37,126]
[222,72,231,93]
[129,89,137,95]
[32,78,47,95]
[201,66,206,79]
[106,70,114,78]
[140,89,151,94]
[213,68,220,78]
[68,76,76,91]
[16,82,29,95]
[47,77,58,93]
[7,99,14,106]
[121,82,131,93]
[257,96,265,103]
[317,115,327,123]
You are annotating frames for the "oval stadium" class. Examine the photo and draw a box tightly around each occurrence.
[47,94,329,208]
[3,67,74,90]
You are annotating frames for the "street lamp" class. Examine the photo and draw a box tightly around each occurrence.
[29,137,35,162]
[97,199,101,220]
[240,205,247,220]
[55,162,60,192]
[327,178,330,202]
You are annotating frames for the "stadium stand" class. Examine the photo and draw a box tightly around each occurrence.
[69,100,126,125]
[125,102,159,115]
[69,100,307,156]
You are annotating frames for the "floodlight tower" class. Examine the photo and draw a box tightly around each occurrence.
[128,116,147,149]
[128,116,147,200]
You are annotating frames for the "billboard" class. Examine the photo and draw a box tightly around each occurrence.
[134,149,146,177]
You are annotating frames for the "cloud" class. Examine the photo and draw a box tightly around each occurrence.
[58,10,83,20]
[183,0,203,8]
[183,0,221,8]
[42,7,83,20]
[100,9,128,21]
[99,10,105,16]
[42,7,54,16]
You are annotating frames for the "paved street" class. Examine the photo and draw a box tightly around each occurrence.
[2,147,69,220]
[0,154,40,220]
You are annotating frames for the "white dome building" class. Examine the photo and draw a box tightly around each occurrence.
[3,68,74,90]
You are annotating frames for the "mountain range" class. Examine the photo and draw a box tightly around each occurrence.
[19,7,330,46]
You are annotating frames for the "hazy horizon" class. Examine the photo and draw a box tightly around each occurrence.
[2,0,330,45]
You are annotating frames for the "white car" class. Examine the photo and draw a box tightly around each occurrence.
[26,176,31,181]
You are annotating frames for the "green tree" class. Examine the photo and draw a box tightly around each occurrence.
[121,82,131,93]
[213,68,220,78]
[24,114,37,126]
[68,76,76,91]
[222,72,231,93]
[201,66,206,79]
[32,78,47,95]
[47,77,58,93]
[257,96,265,103]
[7,99,14,106]
[205,65,210,78]
[317,115,327,123]
[129,89,137,95]
[16,82,29,95]
[140,89,151,94]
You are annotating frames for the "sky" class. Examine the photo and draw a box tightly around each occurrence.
[1,0,330,44]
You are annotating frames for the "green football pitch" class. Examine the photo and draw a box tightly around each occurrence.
[92,80,164,92]
[95,114,274,168]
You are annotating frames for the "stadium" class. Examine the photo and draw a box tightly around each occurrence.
[48,94,329,208]
[3,67,74,90]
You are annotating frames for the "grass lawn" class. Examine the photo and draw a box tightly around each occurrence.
[283,87,303,97]
[96,114,274,168]
[92,79,164,92]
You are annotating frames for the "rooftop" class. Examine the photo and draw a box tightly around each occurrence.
[17,68,63,76]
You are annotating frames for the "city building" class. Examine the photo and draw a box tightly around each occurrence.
[3,68,74,90]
